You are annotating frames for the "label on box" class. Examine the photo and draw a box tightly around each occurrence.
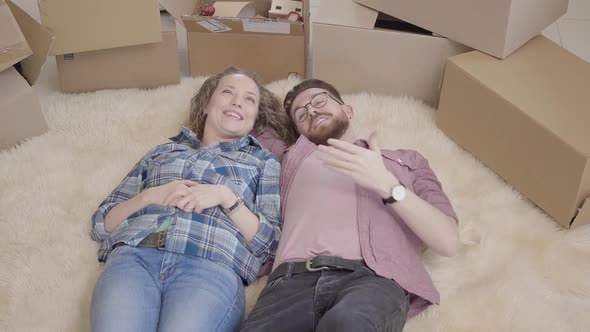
[197,19,232,33]
[242,19,290,34]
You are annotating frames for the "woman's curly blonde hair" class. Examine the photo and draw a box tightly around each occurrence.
[187,66,298,145]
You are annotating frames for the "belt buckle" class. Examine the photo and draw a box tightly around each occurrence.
[157,232,166,249]
[305,257,330,272]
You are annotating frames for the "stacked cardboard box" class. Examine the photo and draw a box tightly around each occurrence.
[160,0,305,82]
[437,36,590,229]
[355,0,568,59]
[55,14,180,93]
[0,0,53,150]
[311,0,470,106]
[36,0,180,93]
[311,0,569,107]
[310,0,471,106]
[327,0,586,228]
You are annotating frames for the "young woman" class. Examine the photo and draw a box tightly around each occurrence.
[90,67,295,332]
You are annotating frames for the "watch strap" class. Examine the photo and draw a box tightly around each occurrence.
[382,195,396,205]
[222,196,243,215]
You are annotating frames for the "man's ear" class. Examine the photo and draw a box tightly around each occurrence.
[343,104,354,119]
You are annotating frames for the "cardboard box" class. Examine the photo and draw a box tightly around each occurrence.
[354,0,568,59]
[0,0,32,72]
[6,0,54,84]
[38,0,162,55]
[0,67,47,150]
[0,0,53,150]
[161,0,305,82]
[161,0,272,19]
[56,14,180,93]
[437,36,590,228]
[312,0,470,106]
[303,0,311,78]
[269,0,303,19]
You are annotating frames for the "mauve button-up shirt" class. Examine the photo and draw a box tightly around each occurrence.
[256,132,459,318]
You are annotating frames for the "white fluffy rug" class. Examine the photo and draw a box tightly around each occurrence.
[2,76,590,332]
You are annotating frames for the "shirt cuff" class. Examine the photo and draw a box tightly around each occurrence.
[91,202,119,242]
[245,213,278,258]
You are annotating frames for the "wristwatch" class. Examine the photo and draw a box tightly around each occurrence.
[382,184,407,205]
[222,195,243,215]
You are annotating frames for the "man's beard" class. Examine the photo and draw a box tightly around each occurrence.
[306,112,350,146]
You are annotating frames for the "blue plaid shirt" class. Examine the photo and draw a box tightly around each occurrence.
[91,127,281,284]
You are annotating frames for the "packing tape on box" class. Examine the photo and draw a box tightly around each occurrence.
[213,1,256,18]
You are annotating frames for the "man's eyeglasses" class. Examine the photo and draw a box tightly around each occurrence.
[291,92,343,123]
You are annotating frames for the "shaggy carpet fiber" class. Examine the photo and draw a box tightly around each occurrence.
[1,76,590,331]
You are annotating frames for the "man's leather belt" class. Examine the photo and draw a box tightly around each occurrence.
[269,256,366,282]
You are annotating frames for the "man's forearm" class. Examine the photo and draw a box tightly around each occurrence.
[380,174,460,257]
[387,190,460,256]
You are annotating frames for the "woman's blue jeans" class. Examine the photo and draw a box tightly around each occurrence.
[91,246,245,332]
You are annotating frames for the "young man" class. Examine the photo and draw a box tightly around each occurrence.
[243,79,460,332]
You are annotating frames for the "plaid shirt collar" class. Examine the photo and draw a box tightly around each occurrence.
[169,127,263,152]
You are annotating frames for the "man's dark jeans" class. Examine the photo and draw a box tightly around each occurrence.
[241,266,409,332]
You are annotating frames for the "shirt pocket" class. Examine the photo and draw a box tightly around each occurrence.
[145,148,191,188]
[213,156,260,204]
[382,155,418,190]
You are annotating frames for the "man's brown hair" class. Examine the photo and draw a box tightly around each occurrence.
[283,79,344,114]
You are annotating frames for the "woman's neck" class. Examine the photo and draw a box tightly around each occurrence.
[201,131,240,147]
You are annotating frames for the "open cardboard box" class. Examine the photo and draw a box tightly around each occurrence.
[56,14,180,93]
[311,0,470,106]
[354,0,568,59]
[0,0,53,150]
[437,36,590,228]
[160,0,305,82]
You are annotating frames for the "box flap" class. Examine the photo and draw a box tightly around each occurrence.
[39,0,162,55]
[183,17,304,35]
[354,0,568,58]
[572,198,590,228]
[160,0,199,24]
[0,0,32,73]
[6,0,54,85]
[449,36,590,157]
[213,2,256,18]
[315,0,377,29]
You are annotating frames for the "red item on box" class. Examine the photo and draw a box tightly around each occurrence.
[200,5,215,16]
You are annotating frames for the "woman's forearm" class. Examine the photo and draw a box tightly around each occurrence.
[104,191,151,233]
[219,188,260,242]
[226,203,261,242]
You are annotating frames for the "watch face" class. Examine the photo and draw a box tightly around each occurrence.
[392,185,406,201]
